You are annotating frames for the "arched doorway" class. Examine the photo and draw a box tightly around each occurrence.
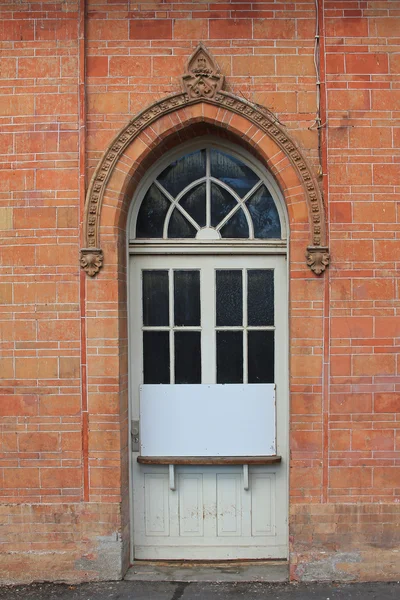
[127,139,289,560]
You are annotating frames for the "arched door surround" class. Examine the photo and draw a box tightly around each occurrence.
[80,44,329,278]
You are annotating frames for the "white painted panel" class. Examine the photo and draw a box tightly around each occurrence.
[216,473,242,537]
[144,474,170,536]
[251,473,275,536]
[140,384,276,457]
[178,474,204,537]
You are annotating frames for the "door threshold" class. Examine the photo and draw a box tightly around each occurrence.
[125,560,289,583]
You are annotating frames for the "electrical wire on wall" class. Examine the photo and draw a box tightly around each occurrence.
[309,0,326,177]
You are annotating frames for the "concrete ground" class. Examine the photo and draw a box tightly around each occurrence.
[0,581,399,600]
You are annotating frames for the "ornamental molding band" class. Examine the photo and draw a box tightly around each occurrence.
[80,43,329,277]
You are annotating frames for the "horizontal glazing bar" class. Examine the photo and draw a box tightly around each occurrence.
[142,326,202,331]
[215,326,275,331]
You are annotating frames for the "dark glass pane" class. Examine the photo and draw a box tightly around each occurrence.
[246,185,281,239]
[174,270,200,326]
[180,183,206,227]
[217,331,243,384]
[168,209,197,238]
[175,332,201,384]
[220,208,249,239]
[216,270,242,326]
[143,331,170,384]
[247,270,274,326]
[136,184,170,238]
[158,150,206,197]
[210,150,259,197]
[211,183,236,227]
[142,270,169,326]
[248,331,274,383]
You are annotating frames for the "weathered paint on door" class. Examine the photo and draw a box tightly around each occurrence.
[130,255,288,560]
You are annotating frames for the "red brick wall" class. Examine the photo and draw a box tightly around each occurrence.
[0,0,399,584]
[1,0,81,502]
[288,1,400,581]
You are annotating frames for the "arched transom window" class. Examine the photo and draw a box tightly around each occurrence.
[133,145,285,242]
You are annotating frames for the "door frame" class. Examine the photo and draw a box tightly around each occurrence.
[126,139,290,564]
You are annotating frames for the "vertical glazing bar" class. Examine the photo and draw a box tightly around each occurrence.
[243,269,248,384]
[169,269,174,383]
[206,148,211,228]
[202,263,215,383]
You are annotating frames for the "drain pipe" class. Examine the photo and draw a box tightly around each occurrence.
[313,0,330,505]
[78,0,89,502]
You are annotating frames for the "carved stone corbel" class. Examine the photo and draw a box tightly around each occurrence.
[306,246,330,276]
[80,248,104,277]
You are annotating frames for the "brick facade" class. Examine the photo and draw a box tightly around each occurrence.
[0,0,399,584]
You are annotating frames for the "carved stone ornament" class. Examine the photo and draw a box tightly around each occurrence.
[306,246,330,276]
[81,43,329,276]
[80,248,104,277]
[182,43,224,99]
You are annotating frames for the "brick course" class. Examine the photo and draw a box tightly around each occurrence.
[0,0,399,584]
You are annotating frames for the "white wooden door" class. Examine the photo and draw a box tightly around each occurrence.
[130,255,288,560]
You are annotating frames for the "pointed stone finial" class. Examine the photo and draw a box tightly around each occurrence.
[182,43,224,99]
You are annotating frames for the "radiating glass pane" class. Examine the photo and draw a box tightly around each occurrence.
[210,150,259,197]
[247,270,274,326]
[220,208,249,238]
[143,331,170,384]
[142,270,169,326]
[175,331,201,384]
[216,270,242,326]
[168,209,197,238]
[246,185,281,239]
[158,150,206,197]
[136,184,170,238]
[174,270,200,326]
[211,183,236,227]
[180,183,206,228]
[248,331,274,383]
[217,331,243,384]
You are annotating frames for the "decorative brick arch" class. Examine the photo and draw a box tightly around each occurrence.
[80,44,329,276]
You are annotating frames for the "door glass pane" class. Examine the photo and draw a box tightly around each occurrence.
[248,331,274,383]
[247,270,274,326]
[142,270,169,326]
[158,150,206,197]
[136,184,170,238]
[143,331,170,384]
[246,185,281,239]
[216,270,242,326]
[175,331,201,384]
[210,183,236,227]
[174,270,200,326]
[217,331,243,383]
[210,150,259,197]
[219,209,249,239]
[168,209,197,238]
[180,183,206,228]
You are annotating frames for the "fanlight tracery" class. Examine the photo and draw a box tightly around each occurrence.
[135,148,282,241]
